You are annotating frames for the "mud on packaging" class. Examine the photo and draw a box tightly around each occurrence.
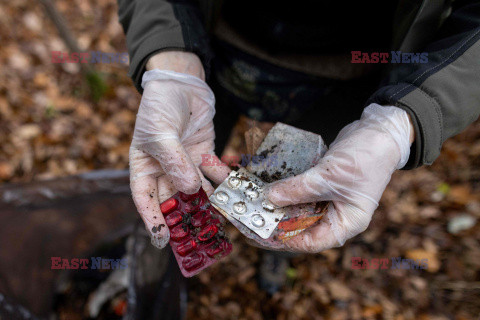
[159,122,329,277]
[160,188,232,277]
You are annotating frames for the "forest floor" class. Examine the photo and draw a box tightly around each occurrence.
[1,0,479,319]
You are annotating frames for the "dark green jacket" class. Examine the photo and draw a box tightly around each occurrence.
[118,0,480,169]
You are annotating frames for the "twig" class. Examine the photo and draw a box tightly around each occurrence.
[37,0,93,74]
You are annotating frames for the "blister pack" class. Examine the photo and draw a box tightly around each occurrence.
[210,169,285,239]
[210,123,330,249]
[160,188,232,277]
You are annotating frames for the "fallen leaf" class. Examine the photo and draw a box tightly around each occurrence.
[405,249,440,273]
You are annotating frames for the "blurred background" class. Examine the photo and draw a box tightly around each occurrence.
[0,0,479,319]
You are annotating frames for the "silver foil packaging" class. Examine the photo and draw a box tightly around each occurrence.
[210,123,330,248]
[210,168,284,239]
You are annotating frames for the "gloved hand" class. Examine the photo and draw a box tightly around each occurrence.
[130,64,230,249]
[266,103,414,253]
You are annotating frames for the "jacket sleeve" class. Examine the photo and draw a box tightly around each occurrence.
[117,0,213,93]
[368,0,480,169]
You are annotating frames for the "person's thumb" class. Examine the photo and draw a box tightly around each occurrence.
[284,206,341,252]
[266,166,335,207]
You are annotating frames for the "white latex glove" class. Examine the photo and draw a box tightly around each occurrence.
[129,68,230,249]
[266,103,414,253]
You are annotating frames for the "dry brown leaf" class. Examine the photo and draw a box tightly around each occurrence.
[327,280,353,301]
[245,126,266,155]
[405,249,440,273]
[448,185,476,205]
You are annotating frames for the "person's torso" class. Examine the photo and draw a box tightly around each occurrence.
[221,0,399,54]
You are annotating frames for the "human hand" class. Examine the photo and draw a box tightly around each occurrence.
[130,54,230,249]
[266,103,414,253]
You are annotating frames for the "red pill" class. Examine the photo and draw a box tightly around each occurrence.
[165,211,182,227]
[197,225,218,242]
[160,198,179,215]
[206,241,231,258]
[185,198,201,213]
[182,253,205,271]
[170,224,189,241]
[177,239,197,256]
[191,211,211,227]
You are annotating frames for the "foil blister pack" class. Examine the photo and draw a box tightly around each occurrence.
[210,123,330,249]
[160,188,232,277]
[210,169,285,239]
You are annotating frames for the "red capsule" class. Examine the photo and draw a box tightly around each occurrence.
[191,211,211,227]
[182,253,205,271]
[165,211,182,227]
[160,198,179,215]
[197,225,218,242]
[170,224,189,241]
[205,242,223,258]
[185,198,202,213]
[176,239,197,256]
[206,241,232,258]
